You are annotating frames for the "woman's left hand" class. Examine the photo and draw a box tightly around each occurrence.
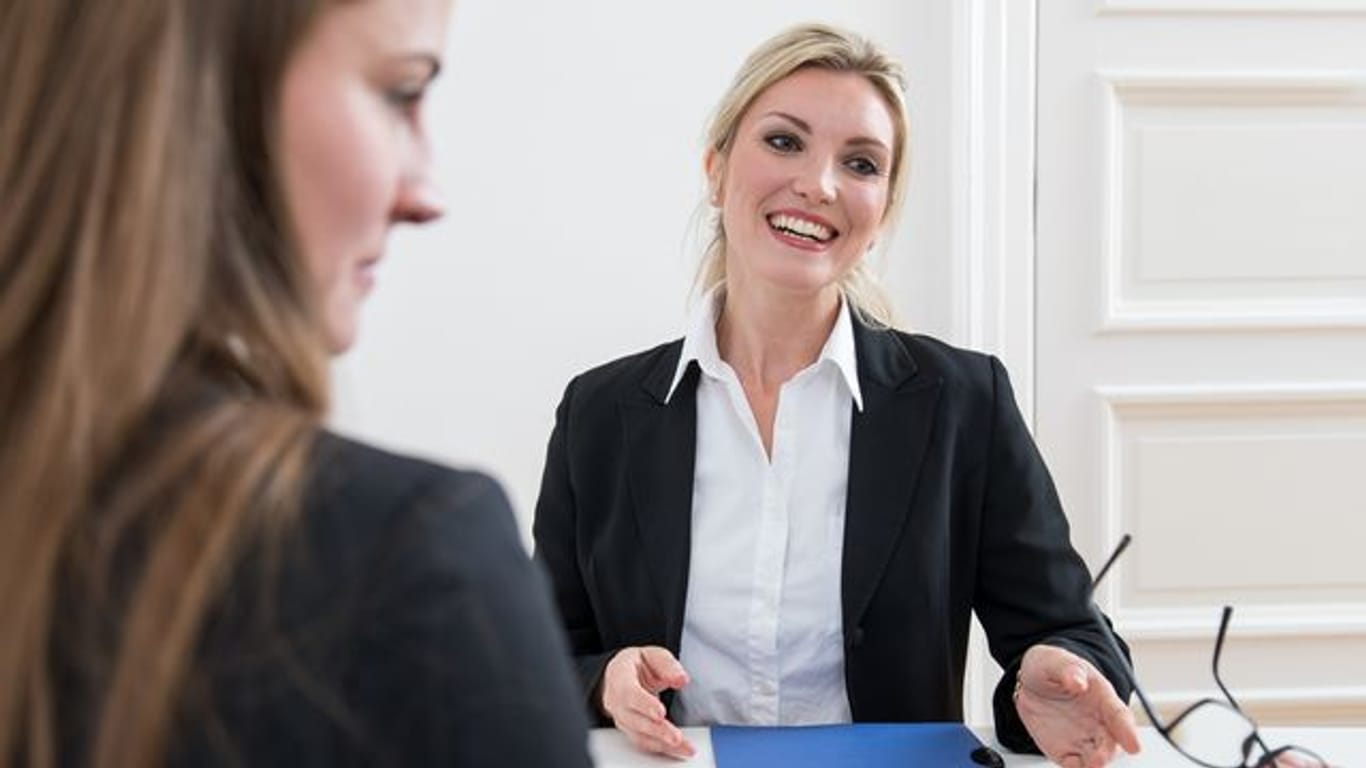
[1015,643,1142,767]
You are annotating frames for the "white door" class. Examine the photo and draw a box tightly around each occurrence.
[1036,1,1366,726]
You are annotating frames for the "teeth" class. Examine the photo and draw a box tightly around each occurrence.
[768,213,833,242]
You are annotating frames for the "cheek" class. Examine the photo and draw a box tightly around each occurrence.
[280,84,398,285]
[723,149,783,207]
[721,160,784,241]
[846,187,888,239]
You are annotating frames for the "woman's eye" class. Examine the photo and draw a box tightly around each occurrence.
[385,86,426,112]
[764,133,802,153]
[845,156,881,177]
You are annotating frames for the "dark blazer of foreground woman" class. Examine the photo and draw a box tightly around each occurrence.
[57,433,592,767]
[533,321,1132,753]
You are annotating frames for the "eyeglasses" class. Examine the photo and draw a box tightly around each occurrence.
[1088,535,1328,768]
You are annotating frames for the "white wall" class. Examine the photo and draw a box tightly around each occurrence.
[331,0,958,541]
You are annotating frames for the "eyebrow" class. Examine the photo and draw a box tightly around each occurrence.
[761,110,891,154]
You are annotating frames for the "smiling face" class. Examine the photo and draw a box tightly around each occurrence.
[708,67,896,304]
[279,0,452,353]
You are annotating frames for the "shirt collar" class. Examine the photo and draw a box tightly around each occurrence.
[664,292,725,403]
[822,296,864,412]
[664,291,864,412]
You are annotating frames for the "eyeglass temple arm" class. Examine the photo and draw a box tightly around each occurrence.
[1094,538,1275,761]
[1088,602,1163,721]
[1092,534,1131,588]
[1087,535,1167,727]
[1211,605,1244,713]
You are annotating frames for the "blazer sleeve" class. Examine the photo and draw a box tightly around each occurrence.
[532,377,617,725]
[355,471,592,766]
[973,356,1134,754]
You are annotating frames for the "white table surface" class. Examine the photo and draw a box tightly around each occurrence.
[590,726,1366,767]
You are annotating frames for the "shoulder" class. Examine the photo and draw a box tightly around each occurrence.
[301,432,521,580]
[309,431,507,511]
[569,338,682,394]
[187,434,526,759]
[554,338,683,414]
[309,430,497,504]
[209,433,589,765]
[876,328,1003,392]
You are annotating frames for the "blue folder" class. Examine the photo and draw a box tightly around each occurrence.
[710,722,993,767]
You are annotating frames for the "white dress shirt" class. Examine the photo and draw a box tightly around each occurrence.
[665,293,863,726]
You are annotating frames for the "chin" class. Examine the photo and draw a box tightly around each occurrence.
[756,263,843,297]
[324,316,358,355]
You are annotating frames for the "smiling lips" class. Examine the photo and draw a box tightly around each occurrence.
[766,211,838,250]
[356,254,380,292]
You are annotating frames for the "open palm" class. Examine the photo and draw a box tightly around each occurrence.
[1015,644,1142,768]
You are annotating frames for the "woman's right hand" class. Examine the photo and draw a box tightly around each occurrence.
[600,646,695,759]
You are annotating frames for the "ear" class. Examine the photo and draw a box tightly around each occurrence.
[704,147,725,206]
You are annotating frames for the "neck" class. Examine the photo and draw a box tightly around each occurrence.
[715,280,841,394]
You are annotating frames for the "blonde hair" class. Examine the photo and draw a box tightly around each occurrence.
[696,22,911,328]
[0,0,335,765]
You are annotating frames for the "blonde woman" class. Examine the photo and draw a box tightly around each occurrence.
[0,0,589,765]
[534,23,1139,766]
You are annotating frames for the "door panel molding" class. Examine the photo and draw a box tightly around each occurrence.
[1098,71,1366,332]
[1041,0,1366,728]
[1117,605,1366,639]
[1148,688,1366,728]
[1098,0,1366,15]
[954,0,1037,727]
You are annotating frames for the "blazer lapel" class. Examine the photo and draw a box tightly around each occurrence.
[842,324,943,636]
[622,343,698,653]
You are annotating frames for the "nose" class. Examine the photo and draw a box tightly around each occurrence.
[792,156,837,205]
[395,175,445,224]
[393,134,445,225]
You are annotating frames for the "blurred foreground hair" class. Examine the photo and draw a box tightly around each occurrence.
[0,1,337,765]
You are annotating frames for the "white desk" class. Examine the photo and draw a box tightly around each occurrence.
[590,726,1366,766]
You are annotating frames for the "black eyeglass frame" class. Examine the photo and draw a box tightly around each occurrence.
[1087,535,1326,768]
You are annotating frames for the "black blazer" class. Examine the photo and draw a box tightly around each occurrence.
[59,433,592,767]
[533,323,1132,753]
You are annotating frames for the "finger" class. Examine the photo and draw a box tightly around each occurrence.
[1050,661,1090,696]
[1102,696,1141,754]
[1056,753,1085,768]
[1084,738,1117,768]
[671,732,697,759]
[603,679,665,723]
[614,706,691,753]
[1083,672,1140,755]
[602,649,650,717]
[639,646,690,692]
[1023,645,1090,698]
[620,684,668,723]
[627,729,695,760]
[1272,752,1324,768]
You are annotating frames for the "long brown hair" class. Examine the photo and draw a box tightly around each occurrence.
[1,0,338,765]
